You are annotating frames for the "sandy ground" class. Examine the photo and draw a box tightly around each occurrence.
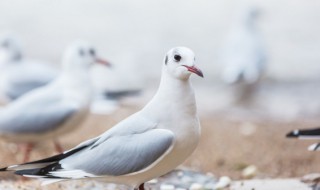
[0,100,319,189]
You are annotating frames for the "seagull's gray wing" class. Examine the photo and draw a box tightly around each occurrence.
[5,114,174,179]
[0,92,77,134]
[59,128,174,176]
[4,63,58,99]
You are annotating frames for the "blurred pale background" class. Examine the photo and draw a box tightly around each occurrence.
[0,0,319,80]
[0,0,320,120]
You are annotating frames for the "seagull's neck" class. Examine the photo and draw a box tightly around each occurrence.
[158,71,192,96]
[143,70,197,117]
[54,69,92,103]
[57,69,92,93]
[60,69,91,86]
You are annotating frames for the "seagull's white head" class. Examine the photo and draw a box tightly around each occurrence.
[243,6,260,26]
[62,40,111,72]
[164,47,203,80]
[0,34,22,63]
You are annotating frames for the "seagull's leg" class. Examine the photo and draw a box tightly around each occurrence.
[138,183,145,190]
[22,143,34,163]
[53,140,63,153]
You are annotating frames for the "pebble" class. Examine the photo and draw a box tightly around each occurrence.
[301,173,320,184]
[147,179,158,184]
[242,165,258,179]
[214,176,232,189]
[160,184,175,190]
[239,122,256,137]
[189,183,203,190]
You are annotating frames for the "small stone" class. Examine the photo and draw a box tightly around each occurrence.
[214,176,231,189]
[206,172,215,178]
[301,173,320,184]
[177,171,184,177]
[160,184,175,190]
[181,175,193,183]
[190,183,203,190]
[239,122,256,137]
[147,179,158,184]
[203,182,215,190]
[242,165,258,179]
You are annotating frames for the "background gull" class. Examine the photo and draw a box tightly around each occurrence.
[0,47,203,190]
[0,33,140,114]
[286,127,320,151]
[0,40,110,162]
[0,33,58,102]
[221,6,267,104]
[222,6,266,85]
[90,64,142,115]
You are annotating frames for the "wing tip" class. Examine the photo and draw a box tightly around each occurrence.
[308,143,320,151]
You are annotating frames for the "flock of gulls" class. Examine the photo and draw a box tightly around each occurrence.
[0,6,317,190]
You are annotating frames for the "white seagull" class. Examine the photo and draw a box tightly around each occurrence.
[0,33,59,101]
[0,40,110,162]
[0,47,203,190]
[286,127,320,151]
[222,7,266,85]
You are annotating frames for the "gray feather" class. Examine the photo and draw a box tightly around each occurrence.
[0,92,77,134]
[61,129,174,176]
[3,62,58,99]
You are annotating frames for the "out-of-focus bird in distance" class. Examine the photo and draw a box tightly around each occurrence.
[90,63,142,115]
[0,40,111,162]
[0,47,202,190]
[286,127,320,151]
[222,6,267,85]
[0,33,58,101]
[90,89,141,115]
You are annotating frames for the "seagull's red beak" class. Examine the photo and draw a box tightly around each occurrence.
[183,65,204,78]
[95,58,112,67]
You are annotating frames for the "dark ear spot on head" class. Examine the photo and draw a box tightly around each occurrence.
[165,55,168,65]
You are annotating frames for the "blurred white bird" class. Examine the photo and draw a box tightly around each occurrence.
[0,40,110,162]
[0,47,203,190]
[222,7,266,85]
[286,127,320,151]
[90,62,142,115]
[0,34,59,101]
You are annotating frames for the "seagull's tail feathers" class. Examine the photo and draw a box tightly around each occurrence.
[308,143,320,151]
[0,137,98,182]
[104,89,141,100]
[0,144,88,172]
[286,127,320,139]
[13,164,68,185]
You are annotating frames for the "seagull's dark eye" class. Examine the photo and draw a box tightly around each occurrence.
[79,49,85,56]
[174,55,181,62]
[89,48,95,56]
